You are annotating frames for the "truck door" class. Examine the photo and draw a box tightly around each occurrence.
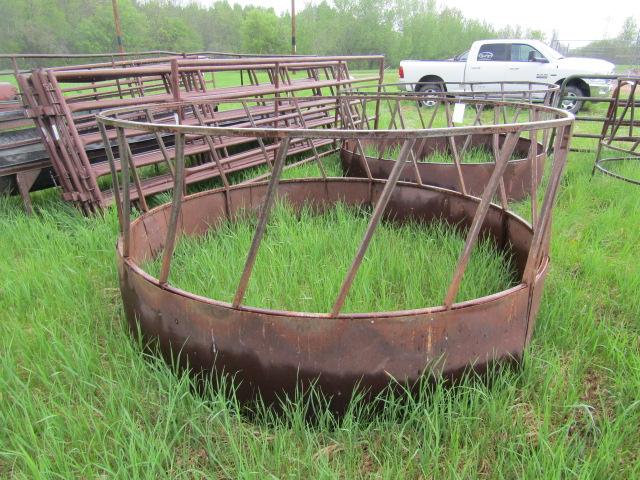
[505,43,556,95]
[465,43,510,91]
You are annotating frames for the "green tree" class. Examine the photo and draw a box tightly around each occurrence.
[240,8,287,54]
[0,0,566,66]
[0,0,69,53]
[140,0,203,52]
[75,0,150,52]
[618,17,638,43]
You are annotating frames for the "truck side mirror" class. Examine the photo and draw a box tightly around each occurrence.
[534,56,549,63]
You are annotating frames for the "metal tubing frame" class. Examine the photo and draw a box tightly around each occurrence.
[232,137,291,308]
[96,91,575,405]
[13,55,384,212]
[591,77,640,184]
[555,74,640,152]
[98,95,573,320]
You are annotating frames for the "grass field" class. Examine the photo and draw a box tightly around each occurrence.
[2,69,640,477]
[143,194,516,313]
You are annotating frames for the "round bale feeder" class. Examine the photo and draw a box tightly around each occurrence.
[338,82,560,200]
[593,77,640,185]
[97,95,573,408]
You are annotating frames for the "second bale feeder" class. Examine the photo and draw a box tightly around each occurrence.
[337,82,560,201]
[592,76,640,185]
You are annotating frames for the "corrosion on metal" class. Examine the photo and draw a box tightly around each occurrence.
[592,76,640,185]
[337,83,557,200]
[4,53,384,213]
[97,94,573,408]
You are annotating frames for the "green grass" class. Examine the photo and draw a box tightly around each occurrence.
[2,131,640,476]
[363,143,500,164]
[143,198,516,313]
[596,157,640,183]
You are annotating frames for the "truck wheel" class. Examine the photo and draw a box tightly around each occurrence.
[417,83,443,107]
[560,85,584,114]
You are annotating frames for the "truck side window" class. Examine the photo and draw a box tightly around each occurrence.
[477,44,508,61]
[456,51,469,62]
[511,44,546,62]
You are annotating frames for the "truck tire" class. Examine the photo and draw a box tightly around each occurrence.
[560,85,584,114]
[416,82,443,107]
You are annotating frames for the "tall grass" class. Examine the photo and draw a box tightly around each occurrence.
[1,149,639,477]
[144,200,516,313]
[364,143,499,164]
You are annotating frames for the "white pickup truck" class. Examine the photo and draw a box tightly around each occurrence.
[399,39,615,113]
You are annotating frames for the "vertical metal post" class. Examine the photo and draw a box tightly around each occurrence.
[529,113,539,226]
[10,56,19,79]
[159,133,185,286]
[373,58,385,130]
[98,123,123,232]
[330,138,417,317]
[170,59,181,102]
[232,137,291,308]
[291,0,297,55]
[116,127,131,258]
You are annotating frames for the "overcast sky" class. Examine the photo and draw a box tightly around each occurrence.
[189,0,637,47]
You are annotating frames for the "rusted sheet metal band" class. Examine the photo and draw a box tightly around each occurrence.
[117,178,548,405]
[339,135,545,201]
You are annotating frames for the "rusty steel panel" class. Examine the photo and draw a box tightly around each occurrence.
[340,135,545,201]
[15,55,384,213]
[118,179,545,407]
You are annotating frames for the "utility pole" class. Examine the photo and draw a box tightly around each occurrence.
[112,0,125,54]
[291,0,296,55]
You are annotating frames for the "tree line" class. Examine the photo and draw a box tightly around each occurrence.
[0,0,582,68]
[568,18,640,66]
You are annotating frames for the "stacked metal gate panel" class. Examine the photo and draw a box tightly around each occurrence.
[16,54,384,213]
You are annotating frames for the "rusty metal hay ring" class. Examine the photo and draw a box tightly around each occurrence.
[97,96,573,406]
[593,77,640,186]
[594,156,640,186]
[335,85,558,200]
[339,135,546,201]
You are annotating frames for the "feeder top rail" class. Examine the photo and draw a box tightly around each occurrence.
[97,95,573,141]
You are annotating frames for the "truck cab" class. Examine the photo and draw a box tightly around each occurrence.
[399,39,616,113]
